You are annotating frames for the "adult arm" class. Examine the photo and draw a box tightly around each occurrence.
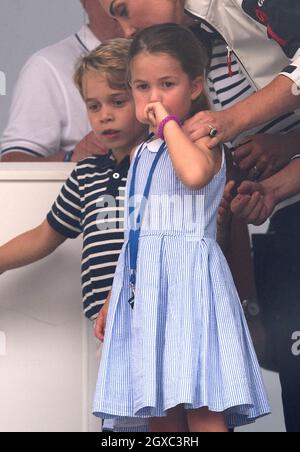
[184,76,300,147]
[185,0,300,146]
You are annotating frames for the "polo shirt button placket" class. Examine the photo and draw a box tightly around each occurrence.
[113,172,120,180]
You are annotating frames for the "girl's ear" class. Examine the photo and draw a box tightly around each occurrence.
[190,76,204,101]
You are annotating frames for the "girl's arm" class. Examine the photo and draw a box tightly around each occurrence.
[164,120,221,189]
[0,219,66,275]
[146,102,221,189]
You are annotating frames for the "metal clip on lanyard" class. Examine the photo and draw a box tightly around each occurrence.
[128,139,166,309]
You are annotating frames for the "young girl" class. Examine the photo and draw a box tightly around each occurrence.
[93,24,270,432]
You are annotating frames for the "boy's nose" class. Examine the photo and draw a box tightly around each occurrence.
[99,110,113,123]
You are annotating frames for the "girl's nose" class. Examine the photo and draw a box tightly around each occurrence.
[149,89,162,103]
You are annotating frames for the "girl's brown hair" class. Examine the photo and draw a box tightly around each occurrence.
[74,38,132,97]
[128,23,210,115]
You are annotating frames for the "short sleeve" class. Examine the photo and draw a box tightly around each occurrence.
[0,54,67,157]
[47,168,82,239]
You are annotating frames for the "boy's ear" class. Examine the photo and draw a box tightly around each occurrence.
[191,76,204,101]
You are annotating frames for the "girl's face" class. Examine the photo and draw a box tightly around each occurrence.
[100,0,185,38]
[82,71,146,153]
[130,52,203,125]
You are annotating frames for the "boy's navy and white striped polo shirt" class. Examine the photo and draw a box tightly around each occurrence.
[47,153,129,320]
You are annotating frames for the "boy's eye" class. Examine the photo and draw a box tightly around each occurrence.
[87,103,100,112]
[113,99,127,107]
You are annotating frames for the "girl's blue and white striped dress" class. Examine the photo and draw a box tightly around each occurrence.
[93,138,270,428]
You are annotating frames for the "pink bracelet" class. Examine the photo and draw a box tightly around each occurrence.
[158,115,182,141]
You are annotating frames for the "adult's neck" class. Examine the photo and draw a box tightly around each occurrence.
[88,16,122,42]
[88,22,104,42]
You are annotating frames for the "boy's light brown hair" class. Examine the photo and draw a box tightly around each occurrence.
[74,38,132,97]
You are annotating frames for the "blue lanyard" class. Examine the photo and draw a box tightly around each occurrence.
[128,139,166,309]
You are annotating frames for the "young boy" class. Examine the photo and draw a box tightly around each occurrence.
[0,39,148,431]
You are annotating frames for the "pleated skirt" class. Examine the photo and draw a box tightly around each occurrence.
[93,235,271,428]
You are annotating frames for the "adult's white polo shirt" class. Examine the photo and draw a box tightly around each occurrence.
[0,25,100,158]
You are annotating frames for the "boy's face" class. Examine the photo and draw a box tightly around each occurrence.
[82,71,146,153]
[100,0,183,38]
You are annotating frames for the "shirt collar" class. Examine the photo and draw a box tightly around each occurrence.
[95,151,130,172]
[75,25,101,53]
[146,138,165,153]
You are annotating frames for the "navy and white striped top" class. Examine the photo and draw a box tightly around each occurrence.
[47,154,129,320]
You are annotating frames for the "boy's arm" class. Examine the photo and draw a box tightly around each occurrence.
[0,219,66,275]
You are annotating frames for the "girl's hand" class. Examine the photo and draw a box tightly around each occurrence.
[144,102,169,130]
[94,298,110,342]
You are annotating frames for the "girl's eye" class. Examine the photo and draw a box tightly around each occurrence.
[135,84,149,91]
[162,81,175,88]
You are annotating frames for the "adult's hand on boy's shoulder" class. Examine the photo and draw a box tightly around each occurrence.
[72,131,107,162]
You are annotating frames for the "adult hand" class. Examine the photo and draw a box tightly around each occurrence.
[232,134,292,181]
[231,180,276,225]
[183,108,241,148]
[72,131,107,162]
[218,180,235,229]
[94,299,110,342]
[217,180,235,253]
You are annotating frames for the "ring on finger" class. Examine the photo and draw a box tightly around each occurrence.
[250,165,260,180]
[208,124,218,138]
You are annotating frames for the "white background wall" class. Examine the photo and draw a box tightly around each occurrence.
[0,165,100,432]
